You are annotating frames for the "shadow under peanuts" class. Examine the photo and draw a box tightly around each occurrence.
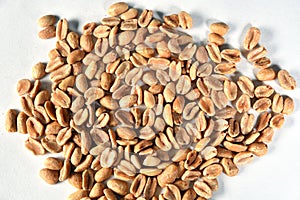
[68,19,79,32]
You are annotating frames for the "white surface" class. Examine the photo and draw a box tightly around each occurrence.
[0,0,300,199]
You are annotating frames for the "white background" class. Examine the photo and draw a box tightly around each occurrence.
[0,0,300,199]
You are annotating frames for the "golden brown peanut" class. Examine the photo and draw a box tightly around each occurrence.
[210,22,229,36]
[247,46,267,62]
[178,11,193,29]
[39,168,59,185]
[244,27,261,50]
[32,62,46,80]
[107,179,129,195]
[44,157,63,170]
[256,68,277,81]
[164,14,179,28]
[107,2,129,17]
[220,158,239,177]
[56,18,68,40]
[208,33,225,46]
[38,26,56,39]
[278,69,297,90]
[282,96,294,115]
[38,15,57,27]
[5,109,18,132]
[248,142,268,157]
[206,43,221,63]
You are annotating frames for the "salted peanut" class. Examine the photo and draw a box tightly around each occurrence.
[31,62,46,80]
[39,168,59,185]
[82,169,94,190]
[93,25,111,39]
[233,151,254,166]
[199,97,215,116]
[49,64,71,83]
[256,112,271,131]
[253,57,271,69]
[118,31,135,46]
[68,173,83,189]
[17,79,31,96]
[256,68,276,81]
[220,158,239,177]
[44,157,63,170]
[181,169,201,182]
[26,117,44,138]
[210,22,229,36]
[38,15,57,27]
[178,11,193,29]
[272,93,284,113]
[163,184,181,200]
[201,146,217,160]
[136,44,155,59]
[25,137,45,155]
[182,188,197,200]
[176,75,192,95]
[223,141,247,152]
[236,94,251,113]
[282,96,294,115]
[66,34,79,53]
[203,164,223,179]
[247,46,267,62]
[107,2,129,17]
[237,76,254,98]
[107,179,129,195]
[41,135,62,153]
[117,160,137,176]
[184,150,202,170]
[253,98,272,112]
[208,33,225,46]
[214,62,236,74]
[67,49,85,64]
[156,41,171,58]
[147,18,162,33]
[164,14,179,28]
[70,147,82,166]
[130,174,146,198]
[240,113,255,135]
[120,18,138,31]
[5,109,18,132]
[228,119,239,137]
[100,96,119,110]
[29,80,41,98]
[206,43,221,63]
[216,146,233,158]
[244,27,261,50]
[270,114,285,129]
[56,18,68,40]
[221,49,241,63]
[254,85,274,98]
[16,111,28,133]
[193,180,212,199]
[67,190,88,200]
[120,8,138,20]
[157,163,178,187]
[103,188,117,200]
[95,168,113,183]
[38,25,56,39]
[100,148,117,168]
[216,106,237,120]
[138,9,153,27]
[168,38,181,54]
[278,69,297,90]
[89,182,105,198]
[202,177,219,192]
[80,35,94,52]
[101,17,120,27]
[248,142,268,157]
[59,159,71,181]
[74,154,94,173]
[179,43,197,60]
[224,80,237,101]
[258,127,274,143]
[195,46,209,63]
[143,177,157,199]
[51,88,71,108]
